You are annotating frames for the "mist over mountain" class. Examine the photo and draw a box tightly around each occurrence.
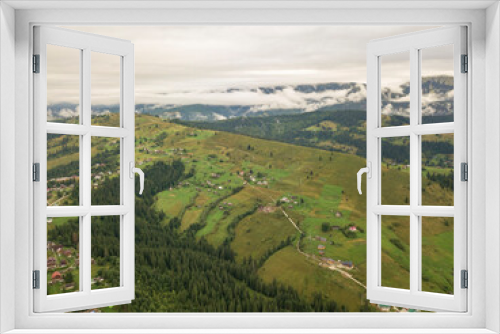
[47,75,453,122]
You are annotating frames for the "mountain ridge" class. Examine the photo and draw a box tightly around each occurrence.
[47,75,453,122]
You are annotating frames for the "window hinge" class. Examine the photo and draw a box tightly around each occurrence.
[461,54,468,73]
[33,163,40,182]
[33,54,40,73]
[461,162,468,181]
[33,270,40,289]
[461,270,468,289]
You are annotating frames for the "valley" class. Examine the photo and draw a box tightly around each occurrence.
[46,110,454,312]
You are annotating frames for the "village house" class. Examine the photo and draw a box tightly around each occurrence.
[51,271,62,283]
[47,257,57,269]
[348,226,357,232]
[318,245,326,250]
[281,197,290,203]
[341,261,353,268]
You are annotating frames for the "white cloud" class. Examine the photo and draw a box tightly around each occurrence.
[48,25,448,106]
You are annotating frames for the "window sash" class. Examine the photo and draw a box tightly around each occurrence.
[366,26,467,312]
[33,26,135,313]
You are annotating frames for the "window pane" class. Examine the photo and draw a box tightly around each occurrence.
[91,52,121,127]
[91,216,120,290]
[47,134,80,206]
[421,217,454,294]
[91,137,120,206]
[381,215,410,290]
[380,51,410,127]
[421,134,454,206]
[381,137,410,205]
[421,45,454,124]
[47,217,80,295]
[47,45,80,123]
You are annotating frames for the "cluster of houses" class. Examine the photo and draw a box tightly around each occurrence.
[47,175,78,193]
[320,257,354,269]
[49,175,78,183]
[218,201,234,211]
[280,195,299,209]
[239,170,272,187]
[47,239,80,292]
[91,168,115,188]
[139,146,166,155]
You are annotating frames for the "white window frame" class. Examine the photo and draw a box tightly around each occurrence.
[1,2,498,333]
[365,26,467,312]
[33,26,136,312]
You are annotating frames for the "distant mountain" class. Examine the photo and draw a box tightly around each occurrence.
[47,76,453,122]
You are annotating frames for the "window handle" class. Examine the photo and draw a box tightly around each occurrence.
[357,162,371,195]
[129,162,145,195]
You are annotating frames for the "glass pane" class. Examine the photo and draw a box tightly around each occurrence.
[381,137,410,205]
[47,134,80,206]
[380,51,410,127]
[381,215,410,290]
[421,45,454,124]
[47,45,80,123]
[47,217,80,295]
[91,216,120,290]
[421,217,454,294]
[91,137,121,206]
[421,134,454,206]
[91,52,121,127]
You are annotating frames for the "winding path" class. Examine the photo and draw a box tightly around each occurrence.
[243,178,366,290]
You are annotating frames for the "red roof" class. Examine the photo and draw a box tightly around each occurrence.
[51,271,62,279]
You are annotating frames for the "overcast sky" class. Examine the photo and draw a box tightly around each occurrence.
[48,25,450,105]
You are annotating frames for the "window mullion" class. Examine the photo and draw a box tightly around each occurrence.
[409,47,420,295]
[82,47,92,294]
